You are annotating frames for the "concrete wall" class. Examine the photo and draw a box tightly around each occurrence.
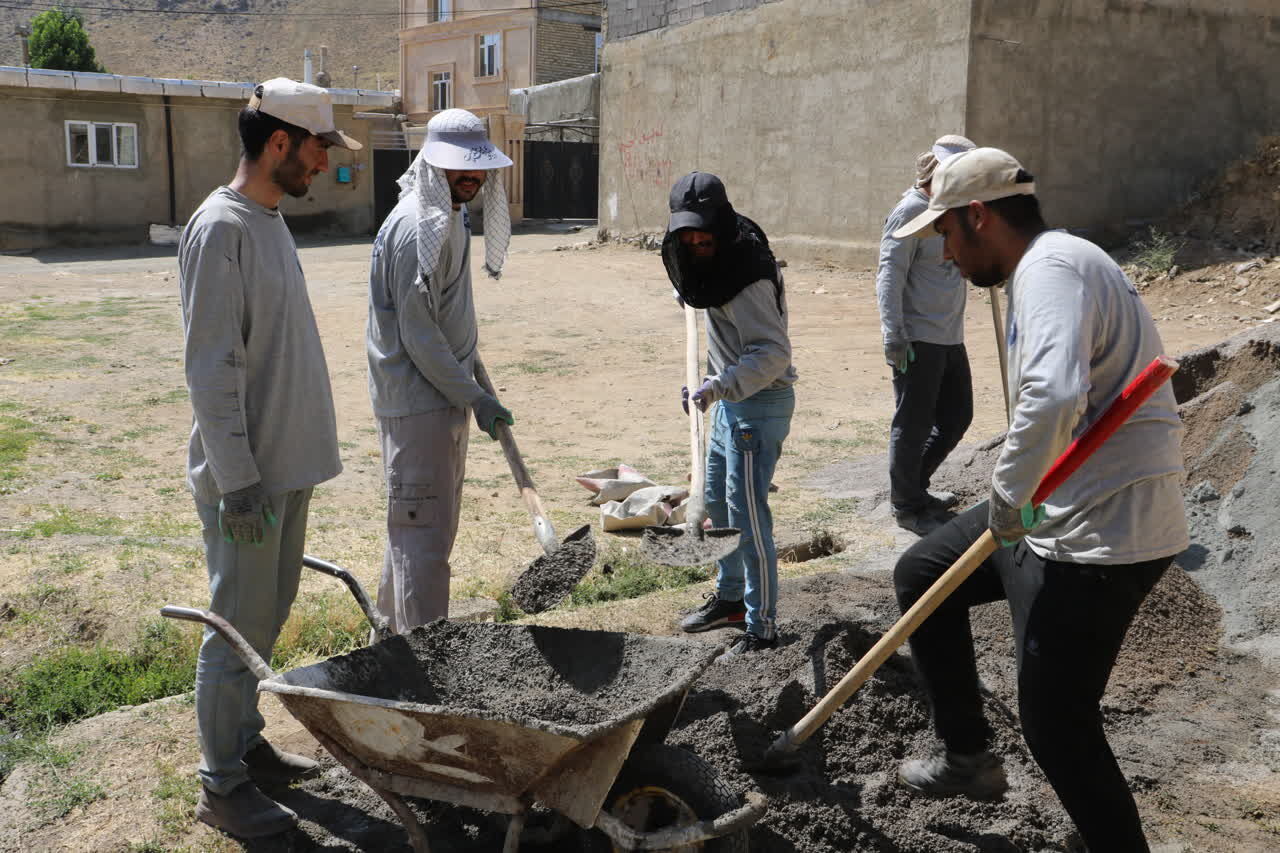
[401,10,536,118]
[598,0,971,262]
[967,0,1280,241]
[606,0,783,41]
[0,88,376,250]
[510,73,600,124]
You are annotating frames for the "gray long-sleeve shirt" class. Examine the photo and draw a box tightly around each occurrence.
[178,187,342,506]
[876,187,967,346]
[705,278,798,403]
[996,230,1188,564]
[367,195,483,417]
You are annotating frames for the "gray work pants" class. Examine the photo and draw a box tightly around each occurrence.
[194,487,313,795]
[376,407,469,633]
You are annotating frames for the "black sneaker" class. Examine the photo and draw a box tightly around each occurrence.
[893,507,946,537]
[926,490,960,511]
[680,592,746,633]
[719,631,777,659]
[897,749,1008,799]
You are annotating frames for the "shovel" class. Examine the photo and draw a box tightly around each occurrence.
[473,357,596,614]
[760,354,1179,768]
[642,304,742,566]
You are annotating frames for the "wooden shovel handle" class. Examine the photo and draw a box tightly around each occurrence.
[774,354,1180,752]
[684,304,708,529]
[474,357,558,555]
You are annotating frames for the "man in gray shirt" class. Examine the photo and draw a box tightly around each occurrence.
[876,134,976,535]
[664,172,798,658]
[367,109,513,633]
[889,148,1188,853]
[178,79,358,838]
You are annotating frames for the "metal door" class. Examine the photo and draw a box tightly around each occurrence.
[523,141,599,219]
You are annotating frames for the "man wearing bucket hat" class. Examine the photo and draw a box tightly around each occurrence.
[876,134,976,537]
[179,78,360,837]
[664,172,798,657]
[889,148,1188,852]
[367,108,513,634]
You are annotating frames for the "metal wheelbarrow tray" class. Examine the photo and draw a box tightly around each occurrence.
[163,557,766,852]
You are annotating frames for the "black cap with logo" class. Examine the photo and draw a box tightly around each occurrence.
[667,171,729,233]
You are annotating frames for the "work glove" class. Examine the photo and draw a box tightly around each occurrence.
[885,336,916,375]
[218,482,276,546]
[681,378,719,414]
[988,488,1048,547]
[472,393,514,440]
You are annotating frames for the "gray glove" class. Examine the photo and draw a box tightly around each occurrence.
[988,488,1047,547]
[218,482,276,545]
[885,336,915,375]
[681,377,719,414]
[472,393,514,440]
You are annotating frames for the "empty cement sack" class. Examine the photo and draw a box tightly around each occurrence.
[576,464,656,506]
[600,485,688,531]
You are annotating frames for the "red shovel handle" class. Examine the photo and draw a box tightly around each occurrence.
[1031,355,1179,506]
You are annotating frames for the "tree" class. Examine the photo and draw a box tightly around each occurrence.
[28,8,106,74]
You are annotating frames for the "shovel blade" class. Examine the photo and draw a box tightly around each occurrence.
[509,525,596,615]
[640,525,741,567]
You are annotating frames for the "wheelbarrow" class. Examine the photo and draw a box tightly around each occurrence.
[162,557,767,851]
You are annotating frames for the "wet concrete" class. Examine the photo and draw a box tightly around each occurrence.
[510,525,596,614]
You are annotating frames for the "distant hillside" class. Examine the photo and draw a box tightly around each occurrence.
[0,0,400,89]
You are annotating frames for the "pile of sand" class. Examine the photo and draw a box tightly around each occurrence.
[1170,135,1280,254]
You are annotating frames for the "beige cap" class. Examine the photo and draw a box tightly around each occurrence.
[248,77,363,151]
[893,147,1034,239]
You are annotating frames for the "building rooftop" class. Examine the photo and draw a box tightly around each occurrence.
[0,66,396,107]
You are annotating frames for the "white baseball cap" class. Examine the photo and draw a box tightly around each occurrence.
[248,77,362,151]
[421,109,513,170]
[893,147,1036,239]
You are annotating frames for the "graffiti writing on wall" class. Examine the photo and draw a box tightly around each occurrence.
[617,123,673,189]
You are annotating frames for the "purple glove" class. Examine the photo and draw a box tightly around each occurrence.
[681,378,719,414]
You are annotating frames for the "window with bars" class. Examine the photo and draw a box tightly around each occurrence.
[477,33,501,78]
[66,121,138,168]
[431,71,452,111]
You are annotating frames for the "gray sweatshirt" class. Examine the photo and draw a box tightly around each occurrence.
[705,278,798,403]
[876,187,967,346]
[178,187,342,505]
[996,230,1188,564]
[367,195,483,417]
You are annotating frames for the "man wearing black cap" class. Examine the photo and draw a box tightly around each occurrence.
[664,172,798,657]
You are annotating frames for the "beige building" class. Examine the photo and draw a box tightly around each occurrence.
[398,0,602,121]
[0,66,394,250]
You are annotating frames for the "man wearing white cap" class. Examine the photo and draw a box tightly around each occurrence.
[366,108,513,633]
[178,78,361,837]
[876,134,976,536]
[889,148,1188,853]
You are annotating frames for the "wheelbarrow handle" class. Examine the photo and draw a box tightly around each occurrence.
[302,555,393,642]
[160,605,275,681]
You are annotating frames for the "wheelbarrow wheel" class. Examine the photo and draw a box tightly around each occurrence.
[583,743,749,852]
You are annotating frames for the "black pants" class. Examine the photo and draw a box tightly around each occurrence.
[889,341,973,513]
[894,503,1171,853]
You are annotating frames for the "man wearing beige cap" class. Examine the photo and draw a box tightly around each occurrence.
[178,78,361,838]
[366,108,513,633]
[889,148,1188,852]
[876,134,977,536]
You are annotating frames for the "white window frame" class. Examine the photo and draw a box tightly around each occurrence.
[435,0,452,23]
[477,32,502,79]
[65,120,139,169]
[431,70,453,111]
[595,31,604,72]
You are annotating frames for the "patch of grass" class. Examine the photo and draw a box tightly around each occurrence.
[120,425,166,441]
[272,590,369,670]
[566,542,708,609]
[153,762,200,838]
[0,620,199,734]
[143,389,188,407]
[51,551,90,575]
[14,507,127,539]
[30,772,105,822]
[1131,227,1184,273]
[0,414,42,484]
[793,498,859,535]
[93,471,123,482]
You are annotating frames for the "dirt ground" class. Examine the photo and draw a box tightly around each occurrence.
[1,227,1278,851]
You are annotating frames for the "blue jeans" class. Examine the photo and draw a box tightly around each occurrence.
[193,487,312,795]
[704,386,794,639]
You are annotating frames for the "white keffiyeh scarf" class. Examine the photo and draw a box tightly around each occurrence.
[395,146,511,282]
